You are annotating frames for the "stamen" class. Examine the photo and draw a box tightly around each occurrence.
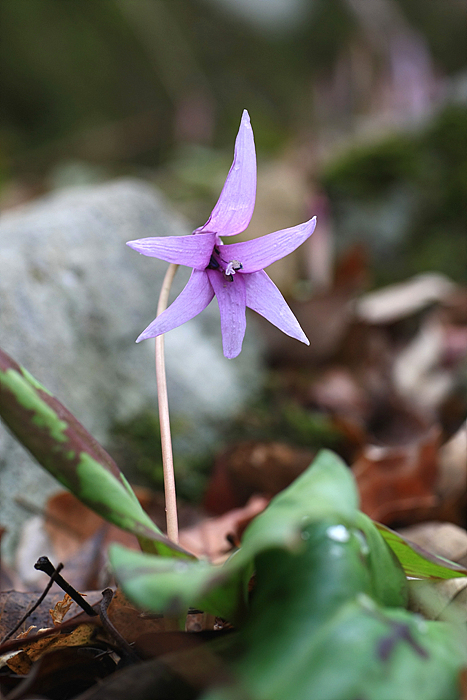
[225,260,243,277]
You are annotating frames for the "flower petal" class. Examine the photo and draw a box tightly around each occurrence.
[136,270,214,342]
[244,270,309,345]
[207,270,246,359]
[219,217,316,273]
[127,233,216,270]
[195,110,256,237]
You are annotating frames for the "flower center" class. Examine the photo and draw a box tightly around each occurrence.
[207,247,243,281]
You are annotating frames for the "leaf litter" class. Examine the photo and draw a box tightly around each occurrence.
[1,247,467,698]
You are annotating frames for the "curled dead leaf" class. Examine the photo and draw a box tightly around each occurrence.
[50,593,74,626]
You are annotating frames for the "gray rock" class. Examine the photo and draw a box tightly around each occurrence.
[0,179,263,561]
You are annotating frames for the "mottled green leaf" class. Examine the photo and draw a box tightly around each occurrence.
[237,448,359,559]
[109,545,248,621]
[111,451,373,620]
[356,512,408,608]
[203,523,467,700]
[112,449,467,700]
[220,597,467,700]
[0,347,190,558]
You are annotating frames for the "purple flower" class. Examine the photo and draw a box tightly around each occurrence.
[127,110,316,359]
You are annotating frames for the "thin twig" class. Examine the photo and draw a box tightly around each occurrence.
[99,588,140,663]
[155,262,179,543]
[34,557,98,617]
[0,563,64,644]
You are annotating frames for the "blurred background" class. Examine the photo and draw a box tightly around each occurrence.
[1,0,466,282]
[1,0,467,566]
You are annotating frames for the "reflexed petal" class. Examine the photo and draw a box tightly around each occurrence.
[220,217,316,273]
[244,270,309,345]
[207,270,246,359]
[195,111,256,237]
[136,270,214,342]
[127,233,216,270]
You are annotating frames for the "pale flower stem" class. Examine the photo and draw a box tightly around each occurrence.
[155,263,179,543]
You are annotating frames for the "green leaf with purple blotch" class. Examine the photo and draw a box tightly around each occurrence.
[110,450,403,622]
[0,347,191,559]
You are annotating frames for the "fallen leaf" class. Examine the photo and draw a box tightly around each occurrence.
[70,655,197,700]
[204,441,314,515]
[179,496,269,561]
[393,316,456,411]
[409,578,467,621]
[3,649,31,675]
[0,590,102,643]
[50,593,74,626]
[436,420,467,525]
[263,289,356,365]
[5,623,95,673]
[352,425,441,524]
[106,588,176,642]
[355,273,455,325]
[309,366,371,424]
[7,646,117,699]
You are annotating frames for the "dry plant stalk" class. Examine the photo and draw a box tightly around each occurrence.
[155,263,179,543]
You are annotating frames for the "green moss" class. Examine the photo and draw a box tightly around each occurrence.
[320,104,467,284]
[225,378,343,451]
[108,388,343,507]
[109,410,214,503]
[322,136,420,200]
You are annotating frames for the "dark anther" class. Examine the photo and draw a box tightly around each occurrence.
[207,254,220,270]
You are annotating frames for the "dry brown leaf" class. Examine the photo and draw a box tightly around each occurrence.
[436,420,467,523]
[15,624,36,639]
[24,623,94,661]
[262,289,356,365]
[309,367,371,424]
[106,588,174,643]
[0,590,102,642]
[204,441,314,515]
[3,649,32,674]
[5,623,95,673]
[352,426,441,524]
[50,593,74,626]
[459,667,467,700]
[8,646,117,700]
[355,273,455,325]
[180,496,269,561]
